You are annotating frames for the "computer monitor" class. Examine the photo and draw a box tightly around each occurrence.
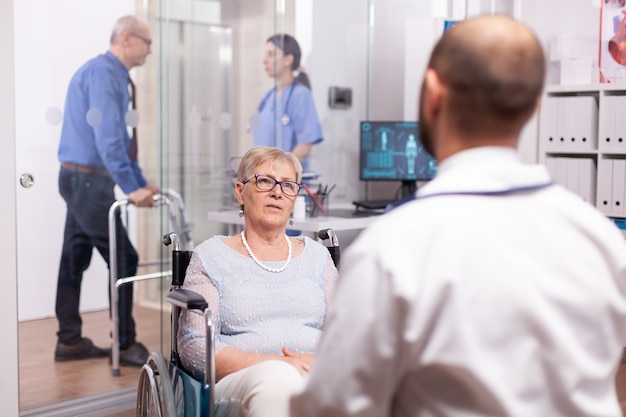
[359,121,437,198]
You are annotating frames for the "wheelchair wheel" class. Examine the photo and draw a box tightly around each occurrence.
[169,364,212,417]
[171,367,186,416]
[136,352,177,417]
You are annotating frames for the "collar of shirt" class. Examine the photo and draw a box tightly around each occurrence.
[104,51,129,79]
[417,146,551,197]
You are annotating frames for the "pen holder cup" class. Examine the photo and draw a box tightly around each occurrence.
[306,193,329,217]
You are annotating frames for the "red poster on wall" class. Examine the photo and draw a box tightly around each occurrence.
[600,0,626,82]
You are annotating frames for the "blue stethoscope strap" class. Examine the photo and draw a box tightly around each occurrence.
[258,82,297,126]
[392,181,555,209]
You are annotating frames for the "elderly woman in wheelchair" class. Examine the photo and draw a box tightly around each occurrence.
[177,146,339,417]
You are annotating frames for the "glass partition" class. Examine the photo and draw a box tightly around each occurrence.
[14,0,285,413]
[14,0,500,414]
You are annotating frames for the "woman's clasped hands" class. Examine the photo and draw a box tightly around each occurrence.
[282,346,314,374]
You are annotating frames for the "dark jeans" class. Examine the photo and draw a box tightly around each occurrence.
[56,167,138,349]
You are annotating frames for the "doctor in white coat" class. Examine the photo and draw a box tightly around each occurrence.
[290,15,626,417]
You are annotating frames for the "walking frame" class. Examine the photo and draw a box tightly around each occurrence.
[108,188,193,377]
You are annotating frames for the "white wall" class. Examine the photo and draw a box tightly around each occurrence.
[306,0,603,194]
[304,0,443,204]
[370,1,435,121]
[14,0,135,321]
[522,0,600,49]
[305,1,457,202]
[303,0,370,205]
[519,0,601,163]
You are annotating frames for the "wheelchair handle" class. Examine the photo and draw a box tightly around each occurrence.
[162,232,181,251]
[318,228,339,247]
[317,228,340,267]
[163,232,193,287]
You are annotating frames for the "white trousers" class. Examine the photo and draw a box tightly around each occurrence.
[213,360,304,417]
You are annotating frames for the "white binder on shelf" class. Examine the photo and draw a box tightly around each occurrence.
[543,97,560,152]
[599,96,618,152]
[558,98,576,152]
[578,158,596,204]
[613,96,626,153]
[555,157,568,188]
[566,158,579,194]
[548,96,598,152]
[597,158,613,216]
[576,96,598,152]
[612,159,625,217]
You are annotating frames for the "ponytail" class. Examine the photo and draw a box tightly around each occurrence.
[295,69,312,90]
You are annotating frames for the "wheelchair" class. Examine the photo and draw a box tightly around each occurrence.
[135,228,340,417]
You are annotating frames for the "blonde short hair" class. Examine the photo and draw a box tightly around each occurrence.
[237,146,302,183]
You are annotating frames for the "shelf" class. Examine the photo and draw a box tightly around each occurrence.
[546,83,626,94]
[539,85,626,218]
[544,150,598,156]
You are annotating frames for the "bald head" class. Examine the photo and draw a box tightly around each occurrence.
[426,15,545,137]
[110,15,145,45]
[108,15,152,70]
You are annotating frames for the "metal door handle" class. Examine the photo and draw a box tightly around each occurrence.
[19,173,35,188]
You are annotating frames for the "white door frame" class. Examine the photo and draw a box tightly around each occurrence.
[0,0,21,414]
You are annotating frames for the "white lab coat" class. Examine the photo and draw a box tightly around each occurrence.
[290,147,626,417]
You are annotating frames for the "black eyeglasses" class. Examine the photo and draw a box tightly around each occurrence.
[242,174,301,197]
[131,33,152,47]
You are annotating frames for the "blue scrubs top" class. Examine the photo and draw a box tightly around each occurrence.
[252,82,323,171]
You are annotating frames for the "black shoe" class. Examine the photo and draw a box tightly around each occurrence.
[118,342,149,367]
[55,337,110,362]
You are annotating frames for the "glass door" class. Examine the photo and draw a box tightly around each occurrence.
[13,0,280,414]
[160,17,234,242]
[14,1,150,412]
[138,5,237,338]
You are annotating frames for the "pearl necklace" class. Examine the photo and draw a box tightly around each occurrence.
[240,231,292,273]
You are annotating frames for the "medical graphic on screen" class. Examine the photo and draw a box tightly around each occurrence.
[359,121,437,184]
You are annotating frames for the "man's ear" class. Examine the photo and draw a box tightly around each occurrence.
[121,30,132,46]
[423,69,445,119]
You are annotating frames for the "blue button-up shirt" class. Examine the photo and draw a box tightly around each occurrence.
[58,51,147,194]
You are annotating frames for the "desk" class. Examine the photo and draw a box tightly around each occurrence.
[207,209,379,236]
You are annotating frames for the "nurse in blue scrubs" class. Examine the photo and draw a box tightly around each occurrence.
[251,34,323,171]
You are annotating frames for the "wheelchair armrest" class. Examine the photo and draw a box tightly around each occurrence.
[327,246,340,268]
[318,228,340,267]
[166,288,208,311]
